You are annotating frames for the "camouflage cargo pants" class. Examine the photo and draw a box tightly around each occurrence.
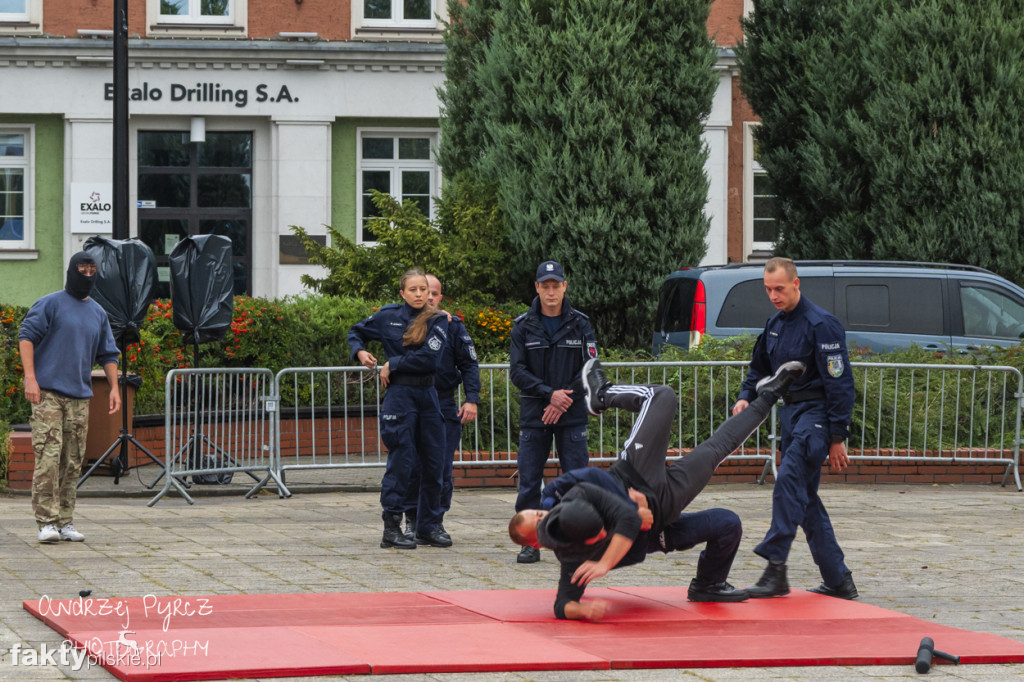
[31,390,89,528]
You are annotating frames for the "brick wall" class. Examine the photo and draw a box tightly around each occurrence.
[43,0,350,40]
[707,0,745,46]
[248,0,350,41]
[6,425,1014,491]
[448,455,1013,490]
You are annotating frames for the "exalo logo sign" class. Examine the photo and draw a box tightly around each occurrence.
[70,183,113,234]
[83,191,112,212]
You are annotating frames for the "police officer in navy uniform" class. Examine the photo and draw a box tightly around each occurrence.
[509,260,599,564]
[402,274,481,540]
[347,269,451,550]
[733,257,859,600]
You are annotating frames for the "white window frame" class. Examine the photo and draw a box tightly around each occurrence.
[356,128,440,245]
[352,0,445,37]
[0,0,42,33]
[147,0,247,34]
[743,121,777,258]
[155,0,234,24]
[0,125,34,254]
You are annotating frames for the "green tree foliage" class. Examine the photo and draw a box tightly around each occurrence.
[440,0,717,346]
[435,172,519,302]
[437,0,501,178]
[739,0,1024,284]
[292,179,516,303]
[293,192,442,300]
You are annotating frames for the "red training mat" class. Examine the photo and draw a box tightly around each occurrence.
[23,588,1024,681]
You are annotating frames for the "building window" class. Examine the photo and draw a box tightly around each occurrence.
[0,128,32,251]
[357,129,439,244]
[148,0,246,32]
[362,0,434,27]
[743,122,778,258]
[158,0,233,23]
[0,0,42,33]
[353,0,446,36]
[0,0,28,21]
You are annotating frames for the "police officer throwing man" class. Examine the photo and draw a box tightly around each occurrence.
[733,257,859,600]
[508,358,806,620]
[509,260,598,564]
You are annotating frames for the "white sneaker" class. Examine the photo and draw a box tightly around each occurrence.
[59,524,85,542]
[37,524,60,543]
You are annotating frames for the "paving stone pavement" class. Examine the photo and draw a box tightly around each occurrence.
[1,468,1023,681]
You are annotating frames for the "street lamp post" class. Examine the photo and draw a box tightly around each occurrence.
[112,0,129,240]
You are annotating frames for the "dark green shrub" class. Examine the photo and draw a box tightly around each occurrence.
[293,185,516,304]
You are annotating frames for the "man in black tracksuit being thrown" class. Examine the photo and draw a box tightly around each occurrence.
[509,260,599,564]
[510,358,806,621]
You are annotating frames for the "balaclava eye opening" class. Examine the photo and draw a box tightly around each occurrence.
[66,252,97,300]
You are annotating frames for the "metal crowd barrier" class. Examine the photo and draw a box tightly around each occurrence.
[848,362,1023,490]
[274,366,387,484]
[271,361,774,483]
[159,360,1023,500]
[150,367,289,506]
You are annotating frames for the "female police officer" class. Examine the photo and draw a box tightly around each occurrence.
[347,269,450,549]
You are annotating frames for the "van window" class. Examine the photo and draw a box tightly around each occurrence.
[717,276,833,328]
[961,284,1024,339]
[654,277,697,333]
[841,277,943,334]
[846,284,889,327]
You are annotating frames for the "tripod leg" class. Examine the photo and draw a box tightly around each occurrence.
[77,435,124,488]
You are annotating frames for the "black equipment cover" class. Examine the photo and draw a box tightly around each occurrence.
[168,234,234,344]
[83,236,157,348]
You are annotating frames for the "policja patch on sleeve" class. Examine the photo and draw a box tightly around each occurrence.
[826,354,845,377]
[428,335,443,351]
[587,342,597,359]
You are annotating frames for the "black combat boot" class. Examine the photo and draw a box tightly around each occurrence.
[415,525,453,548]
[746,561,790,598]
[404,513,417,541]
[687,578,750,603]
[808,572,859,600]
[381,513,416,549]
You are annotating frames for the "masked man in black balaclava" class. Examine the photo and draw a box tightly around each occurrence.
[18,251,121,544]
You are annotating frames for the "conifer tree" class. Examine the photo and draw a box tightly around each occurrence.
[437,0,501,178]
[739,0,1024,283]
[442,0,717,345]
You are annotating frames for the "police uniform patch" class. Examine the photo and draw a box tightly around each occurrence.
[826,354,844,377]
[468,344,477,361]
[587,342,598,359]
[428,335,442,351]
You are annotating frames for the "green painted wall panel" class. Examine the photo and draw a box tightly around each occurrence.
[330,118,438,242]
[0,115,64,307]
